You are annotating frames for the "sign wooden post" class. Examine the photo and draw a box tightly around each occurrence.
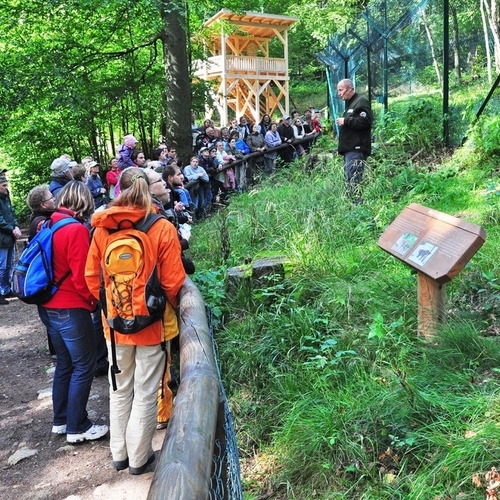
[378,204,486,339]
[417,273,444,339]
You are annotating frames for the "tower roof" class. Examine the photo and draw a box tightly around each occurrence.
[204,9,298,39]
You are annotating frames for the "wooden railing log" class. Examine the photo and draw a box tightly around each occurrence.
[148,277,219,500]
[218,132,320,172]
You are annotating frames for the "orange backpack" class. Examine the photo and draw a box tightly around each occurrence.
[99,213,166,389]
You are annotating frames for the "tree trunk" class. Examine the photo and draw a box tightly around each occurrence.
[480,0,492,82]
[159,0,193,166]
[422,10,442,92]
[135,91,148,156]
[451,6,461,85]
[109,108,116,157]
[482,0,500,75]
[89,116,99,160]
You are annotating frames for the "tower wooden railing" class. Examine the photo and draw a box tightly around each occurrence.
[194,55,288,78]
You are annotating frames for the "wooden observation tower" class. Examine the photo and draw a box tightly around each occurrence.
[194,9,298,125]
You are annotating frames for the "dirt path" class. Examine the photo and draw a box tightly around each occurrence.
[0,296,165,500]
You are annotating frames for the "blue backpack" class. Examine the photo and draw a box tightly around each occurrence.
[11,217,78,304]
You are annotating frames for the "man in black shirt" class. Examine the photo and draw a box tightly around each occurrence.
[336,79,372,200]
[277,116,295,164]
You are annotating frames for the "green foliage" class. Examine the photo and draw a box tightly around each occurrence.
[191,267,227,328]
[191,136,500,498]
[471,115,500,158]
[289,80,328,115]
[375,98,443,153]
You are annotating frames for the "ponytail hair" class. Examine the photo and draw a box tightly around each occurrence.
[111,167,152,213]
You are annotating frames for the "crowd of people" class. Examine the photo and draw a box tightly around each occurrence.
[0,109,320,472]
[0,81,372,477]
[78,111,317,222]
[44,110,322,223]
[0,154,188,475]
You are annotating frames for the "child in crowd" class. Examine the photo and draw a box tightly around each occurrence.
[106,158,119,200]
[173,172,194,209]
[311,113,322,133]
[117,135,138,171]
[222,137,241,190]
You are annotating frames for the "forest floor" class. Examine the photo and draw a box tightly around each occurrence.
[0,296,166,500]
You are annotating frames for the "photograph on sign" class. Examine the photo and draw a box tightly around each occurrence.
[408,241,438,266]
[391,232,418,256]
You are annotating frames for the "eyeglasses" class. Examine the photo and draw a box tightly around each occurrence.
[150,179,165,186]
[44,194,55,202]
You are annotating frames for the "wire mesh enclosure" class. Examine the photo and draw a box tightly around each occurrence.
[318,0,500,147]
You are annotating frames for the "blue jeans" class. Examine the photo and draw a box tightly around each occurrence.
[38,307,96,434]
[0,246,14,295]
[344,150,367,197]
[191,181,212,211]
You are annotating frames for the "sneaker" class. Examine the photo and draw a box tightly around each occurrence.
[67,424,108,443]
[52,424,67,434]
[0,296,9,306]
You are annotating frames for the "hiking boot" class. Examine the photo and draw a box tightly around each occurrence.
[52,424,67,434]
[112,458,129,471]
[156,421,169,430]
[67,424,108,443]
[0,296,9,305]
[129,454,155,475]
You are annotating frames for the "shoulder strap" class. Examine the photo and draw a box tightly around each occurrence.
[50,217,79,232]
[135,213,165,234]
[28,216,48,241]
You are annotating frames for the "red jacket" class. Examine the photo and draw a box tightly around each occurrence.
[42,208,97,311]
[106,168,120,188]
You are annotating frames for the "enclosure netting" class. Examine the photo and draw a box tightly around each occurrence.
[318,0,500,146]
[207,307,244,500]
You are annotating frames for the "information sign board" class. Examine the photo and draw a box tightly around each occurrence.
[378,203,486,284]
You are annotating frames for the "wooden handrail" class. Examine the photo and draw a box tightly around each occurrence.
[148,277,219,500]
[217,132,320,172]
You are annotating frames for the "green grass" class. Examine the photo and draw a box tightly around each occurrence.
[189,121,500,498]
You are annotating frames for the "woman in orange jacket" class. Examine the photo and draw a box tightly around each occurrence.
[85,167,185,475]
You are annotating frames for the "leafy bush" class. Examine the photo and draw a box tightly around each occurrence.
[470,114,500,158]
[375,98,443,152]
